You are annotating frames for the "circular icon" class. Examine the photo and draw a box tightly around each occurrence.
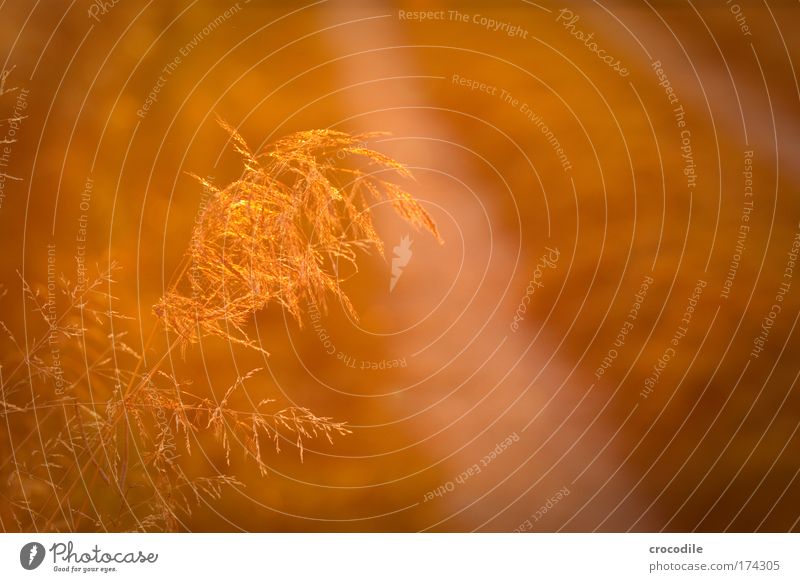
[19,542,46,570]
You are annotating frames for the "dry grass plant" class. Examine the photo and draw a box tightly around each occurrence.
[155,119,441,350]
[0,114,440,531]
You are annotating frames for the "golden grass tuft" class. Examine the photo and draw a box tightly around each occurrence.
[0,114,440,531]
[154,119,441,350]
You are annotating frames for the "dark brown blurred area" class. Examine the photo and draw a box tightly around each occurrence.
[1,0,799,532]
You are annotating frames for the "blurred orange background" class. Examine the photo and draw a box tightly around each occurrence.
[1,0,799,532]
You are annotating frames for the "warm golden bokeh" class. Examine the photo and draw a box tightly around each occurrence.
[1,1,799,532]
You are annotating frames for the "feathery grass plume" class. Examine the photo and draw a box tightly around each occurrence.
[154,119,441,350]
[1,266,352,531]
[1,115,439,531]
